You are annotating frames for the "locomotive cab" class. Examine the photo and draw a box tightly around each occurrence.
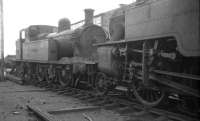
[16,25,58,60]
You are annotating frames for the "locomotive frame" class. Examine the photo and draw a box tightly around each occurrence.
[95,37,200,107]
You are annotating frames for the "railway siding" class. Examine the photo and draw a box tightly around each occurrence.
[0,81,124,121]
[2,78,199,121]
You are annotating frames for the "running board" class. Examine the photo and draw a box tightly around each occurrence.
[153,70,200,80]
[150,74,200,98]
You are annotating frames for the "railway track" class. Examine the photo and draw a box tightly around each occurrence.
[6,74,199,121]
[47,87,199,121]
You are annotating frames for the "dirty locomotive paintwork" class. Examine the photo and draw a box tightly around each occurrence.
[9,0,200,114]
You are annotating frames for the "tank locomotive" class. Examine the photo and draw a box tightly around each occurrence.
[14,9,107,87]
[11,0,199,112]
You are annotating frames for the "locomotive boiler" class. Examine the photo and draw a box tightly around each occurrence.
[16,9,107,61]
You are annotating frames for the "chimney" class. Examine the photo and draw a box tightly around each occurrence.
[84,8,94,26]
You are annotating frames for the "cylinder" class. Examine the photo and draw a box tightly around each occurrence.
[84,9,94,26]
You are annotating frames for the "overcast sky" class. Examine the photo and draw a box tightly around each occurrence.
[1,0,134,56]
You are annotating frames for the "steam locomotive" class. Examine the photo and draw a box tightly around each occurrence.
[11,0,199,112]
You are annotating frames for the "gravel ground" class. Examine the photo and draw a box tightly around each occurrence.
[0,81,125,121]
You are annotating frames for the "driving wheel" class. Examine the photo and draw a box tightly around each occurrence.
[57,68,72,87]
[133,83,165,107]
[95,73,109,95]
